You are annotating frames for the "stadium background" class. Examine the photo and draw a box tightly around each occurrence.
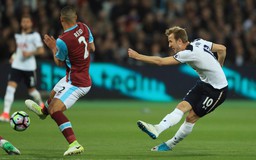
[0,0,255,101]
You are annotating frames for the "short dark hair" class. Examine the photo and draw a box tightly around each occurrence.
[165,26,188,43]
[21,14,32,20]
[60,6,77,23]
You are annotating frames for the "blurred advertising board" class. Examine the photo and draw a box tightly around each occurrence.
[0,61,255,101]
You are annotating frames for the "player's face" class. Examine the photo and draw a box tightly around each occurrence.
[21,17,33,31]
[168,34,180,53]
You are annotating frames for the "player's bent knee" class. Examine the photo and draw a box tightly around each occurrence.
[8,81,18,88]
[48,107,61,116]
[176,101,192,113]
[186,116,196,123]
[186,112,200,123]
[48,104,66,116]
[47,98,66,115]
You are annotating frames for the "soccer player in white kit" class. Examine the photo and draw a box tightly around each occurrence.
[0,15,45,122]
[128,26,228,151]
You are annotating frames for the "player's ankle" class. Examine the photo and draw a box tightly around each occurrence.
[154,124,164,134]
[69,140,79,147]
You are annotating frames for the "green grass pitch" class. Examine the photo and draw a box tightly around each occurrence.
[0,100,255,160]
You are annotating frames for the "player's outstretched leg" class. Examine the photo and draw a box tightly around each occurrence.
[0,139,21,155]
[151,142,172,151]
[25,99,47,119]
[137,120,159,139]
[63,140,84,156]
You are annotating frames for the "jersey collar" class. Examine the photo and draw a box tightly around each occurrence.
[185,43,193,51]
[64,24,78,33]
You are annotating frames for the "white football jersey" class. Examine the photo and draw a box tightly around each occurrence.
[12,32,43,71]
[173,39,228,89]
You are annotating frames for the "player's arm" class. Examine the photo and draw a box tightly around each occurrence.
[43,34,65,66]
[9,52,16,64]
[89,42,95,52]
[35,47,45,55]
[211,43,226,66]
[87,26,95,52]
[30,47,45,55]
[23,47,45,58]
[52,50,65,67]
[128,48,180,66]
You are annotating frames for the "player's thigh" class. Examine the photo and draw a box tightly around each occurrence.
[49,90,56,100]
[53,77,66,93]
[7,81,18,88]
[183,81,227,117]
[176,101,193,113]
[23,70,37,88]
[191,89,227,117]
[8,68,23,85]
[183,83,202,114]
[53,78,91,109]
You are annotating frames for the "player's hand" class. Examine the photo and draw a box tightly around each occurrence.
[44,34,56,50]
[128,48,140,59]
[22,51,32,58]
[9,58,13,64]
[9,53,16,64]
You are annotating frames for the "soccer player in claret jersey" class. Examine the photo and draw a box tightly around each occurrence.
[25,6,95,156]
[0,15,45,122]
[0,136,20,155]
[128,26,228,151]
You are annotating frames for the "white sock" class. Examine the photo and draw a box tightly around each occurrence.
[155,108,184,134]
[29,89,43,105]
[3,86,16,114]
[166,121,195,148]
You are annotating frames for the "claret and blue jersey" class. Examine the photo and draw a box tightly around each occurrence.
[55,22,94,87]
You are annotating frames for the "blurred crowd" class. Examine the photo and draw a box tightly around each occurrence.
[1,0,256,66]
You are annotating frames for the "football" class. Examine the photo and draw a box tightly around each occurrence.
[10,111,30,131]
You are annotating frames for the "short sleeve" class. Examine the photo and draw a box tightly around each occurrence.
[84,24,94,43]
[202,39,213,50]
[33,32,43,48]
[173,50,194,63]
[56,38,68,61]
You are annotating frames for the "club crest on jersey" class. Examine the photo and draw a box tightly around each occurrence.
[74,29,83,38]
[195,42,201,47]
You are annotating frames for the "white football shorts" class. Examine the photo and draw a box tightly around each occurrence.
[53,76,91,109]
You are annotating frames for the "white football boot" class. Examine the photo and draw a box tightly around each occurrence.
[137,120,159,139]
